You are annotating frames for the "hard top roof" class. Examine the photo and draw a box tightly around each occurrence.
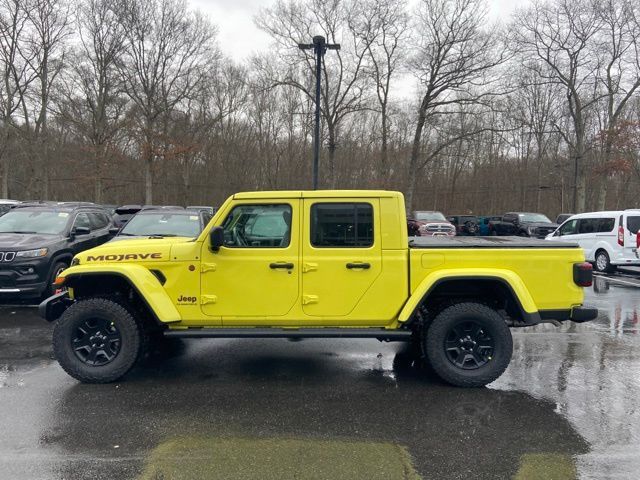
[233,190,402,200]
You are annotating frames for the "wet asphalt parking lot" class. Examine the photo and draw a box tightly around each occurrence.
[1,273,640,480]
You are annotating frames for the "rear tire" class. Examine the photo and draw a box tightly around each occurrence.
[53,298,141,383]
[594,250,615,273]
[424,302,513,387]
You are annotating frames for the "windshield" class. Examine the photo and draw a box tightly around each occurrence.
[415,212,447,222]
[120,213,201,237]
[0,210,70,234]
[518,213,551,223]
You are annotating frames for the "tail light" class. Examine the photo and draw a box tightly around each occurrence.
[618,225,624,246]
[573,262,593,287]
[636,231,640,249]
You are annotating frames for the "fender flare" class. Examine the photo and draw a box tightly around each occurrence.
[60,264,181,324]
[398,268,538,323]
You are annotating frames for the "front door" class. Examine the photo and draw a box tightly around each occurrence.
[301,200,382,317]
[200,201,299,320]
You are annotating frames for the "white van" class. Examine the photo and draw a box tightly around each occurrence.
[546,210,640,272]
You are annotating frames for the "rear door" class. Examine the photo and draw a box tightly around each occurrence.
[301,200,380,317]
[623,212,640,259]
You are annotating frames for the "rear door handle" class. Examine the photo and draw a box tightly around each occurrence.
[270,262,294,270]
[346,262,370,270]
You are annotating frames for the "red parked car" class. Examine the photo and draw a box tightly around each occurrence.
[408,211,456,237]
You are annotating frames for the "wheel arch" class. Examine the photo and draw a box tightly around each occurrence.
[61,265,181,326]
[399,270,539,326]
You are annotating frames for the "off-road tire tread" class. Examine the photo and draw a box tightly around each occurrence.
[424,302,513,388]
[53,297,142,383]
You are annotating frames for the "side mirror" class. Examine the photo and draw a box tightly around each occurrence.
[209,226,224,251]
[72,226,91,237]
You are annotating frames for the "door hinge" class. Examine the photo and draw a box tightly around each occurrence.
[201,263,217,273]
[201,295,218,305]
[302,262,318,273]
[302,294,319,305]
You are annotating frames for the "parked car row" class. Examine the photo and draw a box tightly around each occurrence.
[408,210,560,238]
[0,200,216,300]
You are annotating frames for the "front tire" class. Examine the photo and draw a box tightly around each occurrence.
[424,302,513,387]
[53,298,141,383]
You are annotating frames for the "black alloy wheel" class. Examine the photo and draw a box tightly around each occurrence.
[72,317,122,366]
[444,321,495,370]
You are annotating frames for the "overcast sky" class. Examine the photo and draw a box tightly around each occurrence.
[189,0,531,61]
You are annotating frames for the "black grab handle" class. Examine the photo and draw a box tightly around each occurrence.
[346,262,371,270]
[270,262,294,269]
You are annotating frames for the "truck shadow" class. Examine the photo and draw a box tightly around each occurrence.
[45,339,588,480]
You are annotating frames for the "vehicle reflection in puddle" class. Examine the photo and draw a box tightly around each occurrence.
[491,275,640,479]
[591,275,640,335]
[44,341,586,480]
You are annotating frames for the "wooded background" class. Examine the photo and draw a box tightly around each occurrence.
[1,0,639,216]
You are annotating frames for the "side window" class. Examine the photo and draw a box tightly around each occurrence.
[221,204,291,248]
[578,218,597,234]
[503,214,515,224]
[73,213,91,230]
[559,219,578,236]
[597,218,615,233]
[311,203,373,248]
[88,212,108,230]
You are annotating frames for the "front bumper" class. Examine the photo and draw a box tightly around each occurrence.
[0,258,50,297]
[39,291,73,322]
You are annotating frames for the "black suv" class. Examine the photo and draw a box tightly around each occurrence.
[0,204,113,298]
[446,215,480,236]
[502,212,559,238]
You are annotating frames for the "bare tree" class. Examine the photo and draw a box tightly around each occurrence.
[57,0,127,203]
[513,0,603,212]
[117,0,217,203]
[405,0,504,211]
[24,0,71,199]
[0,0,36,197]
[256,0,371,188]
[592,0,640,209]
[352,0,408,178]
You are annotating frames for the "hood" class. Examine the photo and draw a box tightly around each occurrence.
[524,222,559,229]
[75,237,193,264]
[108,235,195,243]
[0,233,63,249]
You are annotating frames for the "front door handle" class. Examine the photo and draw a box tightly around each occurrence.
[346,262,370,270]
[270,262,294,270]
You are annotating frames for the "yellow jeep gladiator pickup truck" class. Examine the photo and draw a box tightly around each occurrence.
[40,190,597,387]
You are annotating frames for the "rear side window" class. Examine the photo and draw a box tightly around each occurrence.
[311,203,373,247]
[596,218,615,233]
[626,216,640,234]
[578,219,597,234]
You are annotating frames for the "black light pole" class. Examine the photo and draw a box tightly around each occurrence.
[298,35,340,190]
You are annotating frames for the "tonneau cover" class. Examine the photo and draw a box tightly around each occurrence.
[409,236,578,249]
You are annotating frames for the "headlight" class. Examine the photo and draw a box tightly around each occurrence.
[419,224,428,231]
[15,248,48,258]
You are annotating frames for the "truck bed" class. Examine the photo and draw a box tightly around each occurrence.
[409,236,577,249]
